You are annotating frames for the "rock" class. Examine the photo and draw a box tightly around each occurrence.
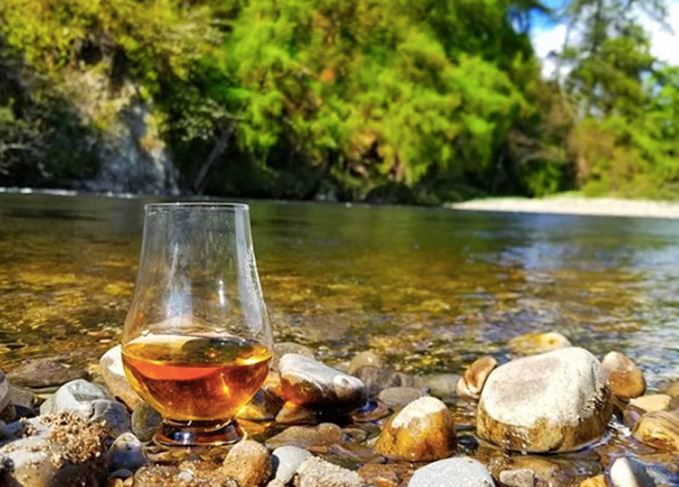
[275,401,316,425]
[508,331,571,355]
[279,354,367,410]
[131,403,161,442]
[499,468,535,487]
[0,412,107,486]
[510,456,567,486]
[100,345,143,410]
[348,352,385,375]
[629,394,671,413]
[377,387,428,409]
[266,423,344,450]
[602,351,646,399]
[358,464,411,487]
[610,457,656,487]
[353,366,423,397]
[268,446,312,487]
[222,439,272,487]
[580,475,607,487]
[421,373,460,399]
[107,433,146,472]
[238,390,282,422]
[294,456,365,487]
[633,410,679,451]
[456,356,498,399]
[134,464,238,486]
[408,457,494,487]
[272,342,315,371]
[40,379,112,415]
[375,396,455,461]
[8,359,88,389]
[665,381,679,397]
[0,372,9,412]
[88,399,131,437]
[477,347,612,452]
[8,385,37,411]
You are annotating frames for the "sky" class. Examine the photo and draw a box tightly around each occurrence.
[531,0,679,77]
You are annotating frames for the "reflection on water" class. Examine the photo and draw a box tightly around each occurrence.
[0,193,678,388]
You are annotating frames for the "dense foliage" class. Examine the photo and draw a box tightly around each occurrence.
[0,0,677,201]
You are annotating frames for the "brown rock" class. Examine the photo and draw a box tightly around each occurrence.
[375,396,455,462]
[629,394,672,413]
[237,390,281,422]
[580,475,606,487]
[499,468,536,487]
[275,401,316,425]
[665,380,679,398]
[377,387,428,408]
[602,351,646,399]
[457,356,498,399]
[508,331,571,355]
[221,440,272,487]
[633,409,679,451]
[358,464,412,487]
[348,352,384,375]
[9,358,87,389]
[265,423,344,450]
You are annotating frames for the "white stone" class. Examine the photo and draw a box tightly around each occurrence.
[268,446,311,487]
[391,396,447,428]
[610,457,656,487]
[408,457,495,487]
[294,456,365,487]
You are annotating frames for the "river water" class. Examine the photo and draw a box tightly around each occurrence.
[0,193,677,387]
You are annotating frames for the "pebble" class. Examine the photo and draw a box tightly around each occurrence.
[131,403,161,442]
[477,347,612,452]
[421,373,461,399]
[294,456,365,487]
[602,351,646,399]
[580,475,607,487]
[107,432,146,472]
[0,371,10,412]
[8,358,87,389]
[268,446,312,486]
[353,366,423,397]
[633,409,679,451]
[99,345,143,410]
[377,387,428,408]
[279,354,367,410]
[508,331,571,355]
[499,468,535,487]
[266,423,344,450]
[629,394,672,413]
[348,351,385,375]
[408,457,494,487]
[456,356,497,399]
[376,396,456,461]
[358,463,412,487]
[221,439,272,487]
[610,457,656,487]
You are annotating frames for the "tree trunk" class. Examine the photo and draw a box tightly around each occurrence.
[192,122,235,194]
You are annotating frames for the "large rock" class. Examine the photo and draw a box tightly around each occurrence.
[602,351,646,399]
[408,457,494,487]
[221,440,272,487]
[633,410,679,451]
[279,354,366,410]
[294,456,365,487]
[8,359,87,389]
[99,345,143,410]
[375,396,456,462]
[477,347,612,452]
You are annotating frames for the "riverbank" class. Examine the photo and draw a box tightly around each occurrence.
[447,195,679,219]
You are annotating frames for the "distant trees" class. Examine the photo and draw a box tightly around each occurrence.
[0,0,676,201]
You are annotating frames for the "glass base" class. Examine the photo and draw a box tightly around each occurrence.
[154,419,243,446]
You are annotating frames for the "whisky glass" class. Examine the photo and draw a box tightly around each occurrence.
[121,203,273,446]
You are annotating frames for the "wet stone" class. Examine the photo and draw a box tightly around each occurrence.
[477,347,612,453]
[238,390,282,422]
[353,366,423,397]
[580,475,607,487]
[268,446,312,487]
[0,371,9,412]
[294,456,365,487]
[131,403,161,442]
[633,410,679,452]
[351,400,390,423]
[408,457,494,487]
[421,373,461,399]
[457,356,498,399]
[275,401,316,425]
[221,439,272,487]
[665,381,679,398]
[499,468,536,487]
[508,331,571,355]
[100,345,143,410]
[266,423,344,450]
[358,463,412,487]
[629,394,672,413]
[610,457,656,487]
[87,399,132,437]
[107,432,146,473]
[602,351,646,399]
[376,396,455,462]
[377,387,428,409]
[8,358,88,389]
[348,351,385,375]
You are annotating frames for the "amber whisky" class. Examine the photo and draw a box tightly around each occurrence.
[122,334,272,422]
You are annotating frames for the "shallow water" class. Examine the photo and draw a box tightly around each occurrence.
[1,193,678,483]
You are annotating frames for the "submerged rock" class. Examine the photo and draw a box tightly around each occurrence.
[477,347,612,452]
[456,356,498,399]
[353,366,423,397]
[508,331,571,355]
[408,457,494,487]
[100,345,143,410]
[266,423,344,450]
[268,446,312,487]
[294,456,365,487]
[633,410,679,451]
[610,457,656,487]
[9,359,87,389]
[279,354,366,410]
[377,387,428,409]
[221,439,272,487]
[348,352,385,375]
[376,396,455,462]
[421,373,460,399]
[602,351,646,399]
[629,394,671,413]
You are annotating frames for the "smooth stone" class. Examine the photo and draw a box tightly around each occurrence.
[580,475,607,487]
[602,351,646,399]
[8,359,87,388]
[353,366,423,397]
[222,439,272,487]
[0,371,9,412]
[477,347,612,452]
[87,399,132,437]
[629,394,672,413]
[40,379,112,415]
[348,352,385,375]
[268,446,312,487]
[275,401,316,425]
[610,457,656,487]
[508,331,571,355]
[510,456,567,486]
[131,403,161,442]
[376,396,456,462]
[107,433,146,472]
[377,387,428,408]
[633,410,679,451]
[266,423,344,450]
[279,354,367,410]
[408,457,494,487]
[99,345,143,410]
[237,390,281,422]
[272,342,315,370]
[294,456,365,487]
[665,381,679,397]
[499,468,535,487]
[457,356,498,399]
[421,373,461,399]
[9,385,37,411]
[358,463,412,487]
